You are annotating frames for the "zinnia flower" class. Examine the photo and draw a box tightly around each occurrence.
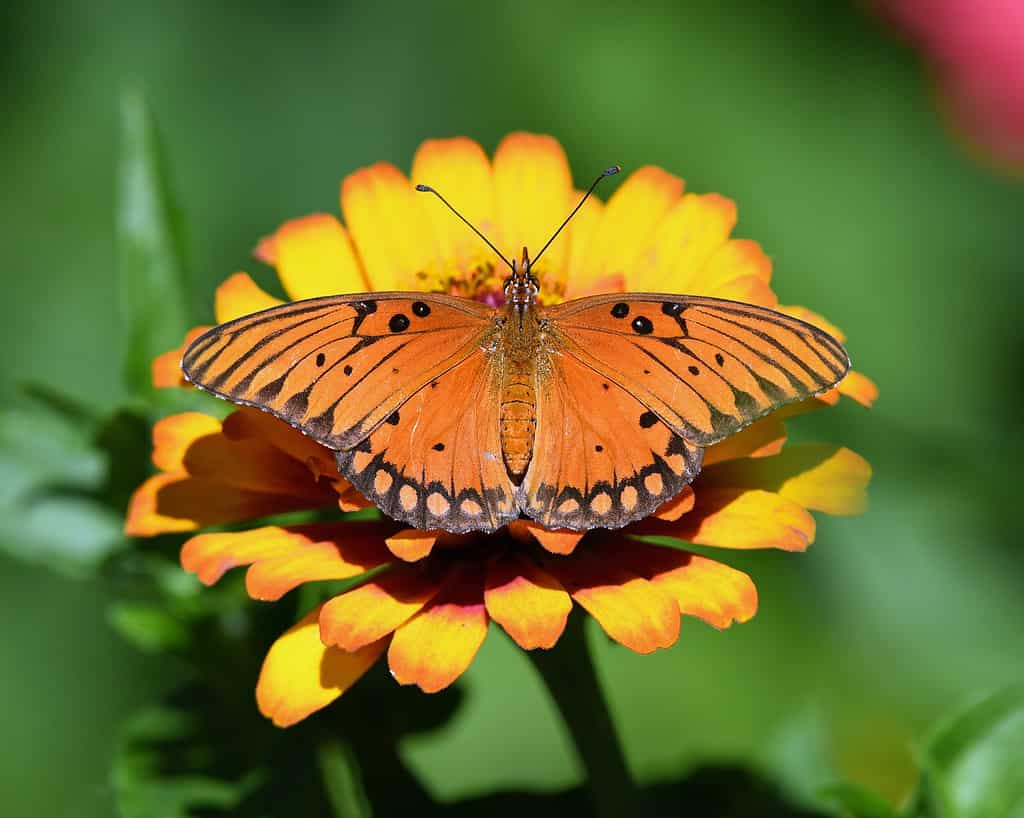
[127,133,876,727]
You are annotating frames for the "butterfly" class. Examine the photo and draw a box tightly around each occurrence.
[182,168,849,534]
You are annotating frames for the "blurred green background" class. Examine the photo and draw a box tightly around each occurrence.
[3,1,1022,816]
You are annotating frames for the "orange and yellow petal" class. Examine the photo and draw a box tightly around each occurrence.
[319,566,440,652]
[341,162,437,291]
[152,325,212,388]
[385,529,439,562]
[151,412,223,472]
[563,193,609,298]
[522,522,586,555]
[179,522,393,597]
[221,407,338,483]
[153,413,330,499]
[125,473,327,537]
[628,192,738,293]
[215,272,283,323]
[648,487,816,552]
[126,411,337,537]
[484,553,572,649]
[652,486,696,521]
[838,370,878,408]
[387,567,489,692]
[546,551,680,654]
[256,607,386,727]
[703,415,787,467]
[613,542,757,629]
[412,137,496,274]
[580,166,684,283]
[702,444,871,516]
[493,133,573,280]
[698,238,777,307]
[264,214,366,300]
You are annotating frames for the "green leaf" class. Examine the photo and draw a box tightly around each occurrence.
[756,705,842,812]
[108,601,191,654]
[821,782,900,818]
[914,685,1024,818]
[113,706,258,818]
[117,88,190,395]
[0,400,128,575]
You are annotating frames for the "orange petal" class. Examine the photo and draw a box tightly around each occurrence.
[341,162,436,291]
[628,192,737,292]
[580,166,684,282]
[270,213,367,300]
[780,305,846,343]
[697,238,776,307]
[151,412,223,472]
[704,274,778,308]
[493,133,573,279]
[253,232,277,265]
[215,272,283,323]
[221,408,337,482]
[388,567,488,692]
[181,524,321,586]
[319,566,440,652]
[125,473,325,537]
[336,482,371,511]
[412,137,496,274]
[645,487,816,552]
[385,529,438,562]
[152,325,212,388]
[563,193,608,298]
[652,486,696,521]
[256,607,386,727]
[546,551,680,654]
[702,444,871,516]
[150,413,331,500]
[524,522,585,555]
[181,522,390,592]
[838,370,878,408]
[484,553,571,649]
[179,521,393,595]
[703,415,787,467]
[612,541,758,629]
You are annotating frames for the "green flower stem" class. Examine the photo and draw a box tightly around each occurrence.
[526,611,638,818]
[317,736,372,818]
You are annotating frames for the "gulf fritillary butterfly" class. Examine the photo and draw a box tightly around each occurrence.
[182,169,849,534]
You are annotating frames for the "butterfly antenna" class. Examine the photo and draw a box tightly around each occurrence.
[531,165,621,268]
[415,184,514,271]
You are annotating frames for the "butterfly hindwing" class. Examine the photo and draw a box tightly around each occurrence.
[522,351,703,530]
[335,353,518,533]
[545,293,850,447]
[182,293,496,450]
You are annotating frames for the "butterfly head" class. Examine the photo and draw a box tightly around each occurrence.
[504,247,540,308]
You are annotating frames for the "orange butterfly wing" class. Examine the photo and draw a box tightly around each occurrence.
[518,293,849,529]
[182,293,495,450]
[521,351,703,529]
[335,351,517,532]
[544,293,850,447]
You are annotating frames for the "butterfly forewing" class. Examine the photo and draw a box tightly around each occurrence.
[545,293,849,447]
[182,293,496,450]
